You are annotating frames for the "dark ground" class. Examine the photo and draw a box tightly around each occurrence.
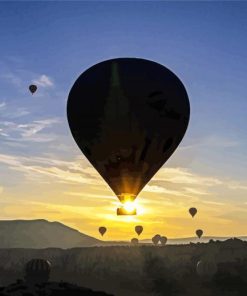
[0,281,113,296]
[0,238,246,296]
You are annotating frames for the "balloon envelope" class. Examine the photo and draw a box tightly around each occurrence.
[152,234,161,245]
[189,207,197,217]
[135,225,143,236]
[67,58,190,206]
[196,229,203,239]
[25,258,51,284]
[131,238,139,245]
[99,226,107,236]
[196,260,217,277]
[29,84,37,94]
[160,236,167,246]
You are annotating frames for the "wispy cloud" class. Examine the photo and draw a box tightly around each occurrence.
[1,72,22,87]
[0,117,61,143]
[23,166,98,185]
[184,187,208,195]
[0,60,54,94]
[144,184,190,197]
[9,108,30,118]
[179,135,239,151]
[64,192,114,200]
[0,105,30,119]
[0,153,103,186]
[1,149,244,206]
[18,118,60,137]
[227,182,247,191]
[204,135,239,148]
[153,167,222,186]
[216,210,247,222]
[202,200,226,206]
[0,102,6,109]
[33,75,53,87]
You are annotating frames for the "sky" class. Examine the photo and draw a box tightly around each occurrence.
[0,1,247,240]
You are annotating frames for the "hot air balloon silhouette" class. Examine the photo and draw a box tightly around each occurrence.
[99,226,107,236]
[160,236,167,246]
[131,238,139,245]
[25,258,51,284]
[135,225,143,236]
[196,259,217,278]
[189,207,197,218]
[67,58,190,215]
[152,234,161,246]
[29,84,37,95]
[196,229,203,239]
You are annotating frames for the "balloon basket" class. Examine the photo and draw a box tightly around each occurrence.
[117,207,137,215]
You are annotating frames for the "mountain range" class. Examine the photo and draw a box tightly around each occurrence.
[0,219,246,248]
[0,219,100,248]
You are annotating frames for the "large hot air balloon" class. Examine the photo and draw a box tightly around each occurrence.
[160,236,167,246]
[67,58,190,215]
[135,225,143,236]
[152,234,161,246]
[131,238,139,245]
[189,207,197,218]
[29,84,37,95]
[196,259,217,277]
[196,229,203,239]
[99,226,107,236]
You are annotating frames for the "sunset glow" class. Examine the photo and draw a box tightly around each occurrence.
[0,2,246,241]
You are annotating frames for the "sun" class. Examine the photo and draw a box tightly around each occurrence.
[123,201,136,213]
[116,199,138,215]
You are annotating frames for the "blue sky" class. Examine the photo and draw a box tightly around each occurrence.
[0,2,247,239]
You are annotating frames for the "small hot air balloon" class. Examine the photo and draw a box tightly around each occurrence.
[152,234,161,246]
[135,225,143,236]
[99,226,107,237]
[196,229,203,239]
[131,238,139,245]
[189,207,197,218]
[67,58,190,215]
[196,259,217,277]
[29,84,37,95]
[25,258,51,284]
[160,236,167,246]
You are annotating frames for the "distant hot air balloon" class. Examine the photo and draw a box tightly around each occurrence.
[29,84,37,95]
[25,258,51,284]
[196,229,203,239]
[152,234,161,246]
[99,226,107,237]
[67,58,190,215]
[196,259,217,277]
[160,236,167,246]
[189,207,197,218]
[131,238,139,245]
[135,225,143,236]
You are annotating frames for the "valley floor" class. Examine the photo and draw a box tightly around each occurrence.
[0,238,246,296]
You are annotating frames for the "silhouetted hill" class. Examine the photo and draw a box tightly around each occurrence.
[0,219,100,248]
